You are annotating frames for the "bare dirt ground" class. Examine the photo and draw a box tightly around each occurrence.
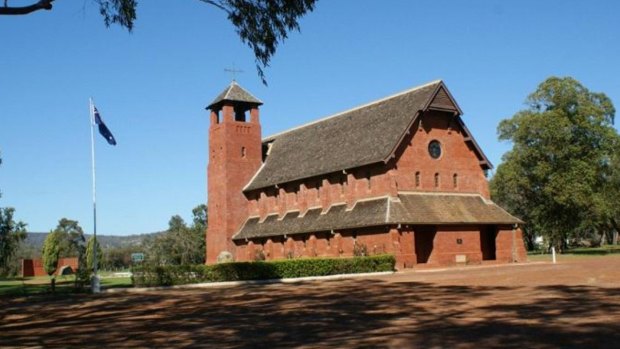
[1,255,619,348]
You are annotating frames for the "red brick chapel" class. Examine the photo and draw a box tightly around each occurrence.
[205,80,526,269]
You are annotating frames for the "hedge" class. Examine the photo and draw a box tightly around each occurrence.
[131,254,395,287]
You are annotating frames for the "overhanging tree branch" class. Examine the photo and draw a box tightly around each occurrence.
[0,0,317,84]
[198,0,230,14]
[0,0,54,15]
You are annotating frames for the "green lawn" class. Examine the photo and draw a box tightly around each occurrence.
[527,244,620,260]
[527,249,620,262]
[0,275,133,297]
[568,244,620,255]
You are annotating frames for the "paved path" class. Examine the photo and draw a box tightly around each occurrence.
[1,256,619,348]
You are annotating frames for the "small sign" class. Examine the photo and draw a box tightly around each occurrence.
[131,253,144,263]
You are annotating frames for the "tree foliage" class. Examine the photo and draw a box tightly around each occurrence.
[101,244,141,270]
[41,230,62,277]
[491,77,619,251]
[0,0,317,84]
[86,236,103,272]
[0,207,27,275]
[50,218,92,288]
[53,218,86,258]
[144,205,207,266]
[192,204,207,229]
[0,153,29,276]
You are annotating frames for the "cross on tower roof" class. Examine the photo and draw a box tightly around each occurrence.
[224,63,244,81]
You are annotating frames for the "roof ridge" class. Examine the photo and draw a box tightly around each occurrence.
[221,83,235,99]
[346,195,390,212]
[397,191,482,197]
[242,162,267,191]
[263,79,443,141]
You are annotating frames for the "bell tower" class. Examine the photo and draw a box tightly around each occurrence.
[206,81,263,264]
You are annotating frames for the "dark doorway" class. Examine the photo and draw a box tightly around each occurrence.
[480,226,497,260]
[415,227,436,263]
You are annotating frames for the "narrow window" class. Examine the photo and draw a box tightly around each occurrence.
[434,173,440,188]
[234,106,247,122]
[415,171,421,188]
[241,146,246,158]
[340,175,346,195]
[453,173,458,188]
[366,171,371,189]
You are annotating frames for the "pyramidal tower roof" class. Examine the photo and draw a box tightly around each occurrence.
[207,81,263,109]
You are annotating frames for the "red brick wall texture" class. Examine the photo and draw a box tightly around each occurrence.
[206,88,527,268]
[21,257,79,277]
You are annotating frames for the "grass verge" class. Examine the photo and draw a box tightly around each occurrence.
[0,275,133,297]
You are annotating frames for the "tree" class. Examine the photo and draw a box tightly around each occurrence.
[144,205,207,265]
[101,245,141,270]
[3,240,39,277]
[41,230,62,291]
[0,0,317,84]
[600,146,620,245]
[86,236,103,273]
[0,153,29,275]
[53,218,86,258]
[192,204,207,229]
[51,218,90,288]
[491,76,618,252]
[190,204,208,262]
[0,207,27,275]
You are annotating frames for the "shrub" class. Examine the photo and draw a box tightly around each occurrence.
[353,242,368,257]
[132,254,395,287]
[254,249,266,261]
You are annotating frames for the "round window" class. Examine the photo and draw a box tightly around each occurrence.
[428,140,442,159]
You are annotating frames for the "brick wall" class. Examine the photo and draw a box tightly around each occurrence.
[245,110,490,223]
[496,226,527,263]
[207,104,262,264]
[393,111,490,198]
[235,227,395,262]
[234,223,527,269]
[21,257,79,277]
[424,226,484,266]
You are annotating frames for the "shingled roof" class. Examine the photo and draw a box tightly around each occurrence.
[387,193,522,225]
[233,193,522,240]
[207,81,263,110]
[244,80,490,192]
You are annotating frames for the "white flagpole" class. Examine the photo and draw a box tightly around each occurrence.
[89,98,100,293]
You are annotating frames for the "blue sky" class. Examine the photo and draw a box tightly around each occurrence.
[1,0,618,235]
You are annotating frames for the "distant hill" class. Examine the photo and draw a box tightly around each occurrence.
[25,231,162,250]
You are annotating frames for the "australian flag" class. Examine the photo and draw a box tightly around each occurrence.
[93,106,117,146]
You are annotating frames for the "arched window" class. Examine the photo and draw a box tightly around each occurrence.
[241,146,246,158]
[366,171,372,189]
[415,171,421,188]
[434,173,440,188]
[453,173,458,188]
